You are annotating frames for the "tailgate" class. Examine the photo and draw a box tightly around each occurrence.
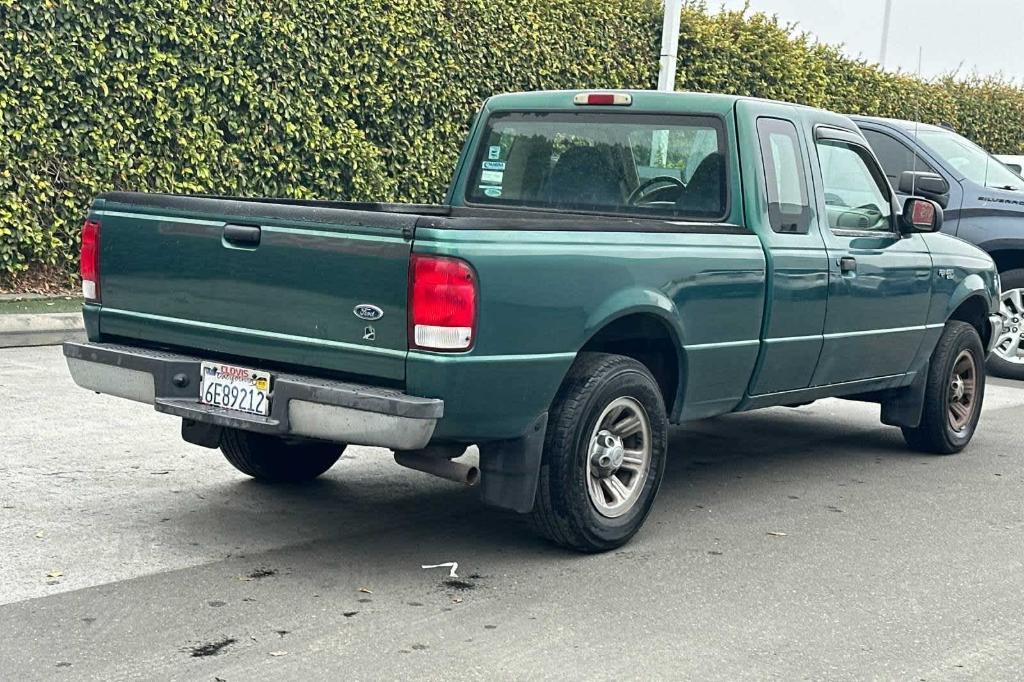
[93,194,417,381]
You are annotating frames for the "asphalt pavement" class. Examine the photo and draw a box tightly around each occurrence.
[2,345,1023,680]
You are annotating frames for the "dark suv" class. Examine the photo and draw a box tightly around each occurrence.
[852,116,1024,379]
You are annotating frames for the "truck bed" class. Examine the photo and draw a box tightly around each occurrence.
[88,191,754,399]
[91,192,441,383]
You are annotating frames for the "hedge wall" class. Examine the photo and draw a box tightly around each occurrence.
[2,0,1023,286]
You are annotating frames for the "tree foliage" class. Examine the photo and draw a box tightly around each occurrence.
[2,0,1022,284]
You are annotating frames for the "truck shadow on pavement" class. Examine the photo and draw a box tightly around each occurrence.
[162,405,924,560]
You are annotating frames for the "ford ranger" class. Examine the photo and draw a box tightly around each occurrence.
[65,90,1001,552]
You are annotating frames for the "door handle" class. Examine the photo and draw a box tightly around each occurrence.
[838,256,857,274]
[223,224,261,247]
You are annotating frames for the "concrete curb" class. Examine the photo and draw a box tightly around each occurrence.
[0,313,85,348]
[0,293,57,302]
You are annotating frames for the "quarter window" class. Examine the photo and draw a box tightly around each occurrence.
[815,139,894,233]
[756,118,811,234]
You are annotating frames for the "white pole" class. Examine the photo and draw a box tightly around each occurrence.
[658,0,682,91]
[879,0,893,66]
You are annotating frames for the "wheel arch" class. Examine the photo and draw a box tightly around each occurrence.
[578,300,687,421]
[979,243,1024,274]
[945,274,995,349]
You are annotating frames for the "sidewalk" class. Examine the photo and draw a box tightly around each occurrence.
[0,298,84,347]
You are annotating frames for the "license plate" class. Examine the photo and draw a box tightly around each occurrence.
[199,361,272,416]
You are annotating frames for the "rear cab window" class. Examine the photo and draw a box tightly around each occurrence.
[464,112,729,221]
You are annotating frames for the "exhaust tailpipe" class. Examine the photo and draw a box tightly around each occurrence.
[394,448,479,486]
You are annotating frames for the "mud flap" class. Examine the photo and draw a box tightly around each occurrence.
[880,363,929,429]
[478,413,548,513]
[181,418,224,449]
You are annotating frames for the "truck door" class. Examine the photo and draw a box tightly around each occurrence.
[736,100,830,394]
[807,125,933,385]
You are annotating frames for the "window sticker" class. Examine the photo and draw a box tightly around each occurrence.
[480,170,504,184]
[482,161,506,171]
[488,145,502,160]
[482,187,502,198]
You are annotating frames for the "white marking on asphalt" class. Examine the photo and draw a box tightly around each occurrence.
[422,562,459,578]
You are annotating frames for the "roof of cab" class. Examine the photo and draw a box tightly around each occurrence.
[484,90,858,131]
[484,90,742,116]
[847,114,950,133]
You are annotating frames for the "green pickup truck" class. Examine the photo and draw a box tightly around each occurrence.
[65,90,1002,552]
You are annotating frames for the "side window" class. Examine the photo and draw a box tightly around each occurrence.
[861,129,937,186]
[756,118,811,234]
[815,139,894,233]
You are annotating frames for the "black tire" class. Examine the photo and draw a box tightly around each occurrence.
[902,321,986,454]
[220,429,344,482]
[986,267,1024,381]
[530,353,668,552]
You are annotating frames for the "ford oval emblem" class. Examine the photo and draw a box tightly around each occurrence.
[353,304,384,321]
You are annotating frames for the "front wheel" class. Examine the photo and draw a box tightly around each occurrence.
[902,321,986,454]
[220,429,345,482]
[530,353,668,552]
[987,268,1024,380]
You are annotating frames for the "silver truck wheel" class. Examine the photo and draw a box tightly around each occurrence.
[586,397,653,518]
[988,269,1024,380]
[529,353,667,553]
[992,288,1024,363]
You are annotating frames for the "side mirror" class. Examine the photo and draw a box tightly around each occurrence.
[900,197,943,234]
[898,171,950,208]
[1007,163,1023,175]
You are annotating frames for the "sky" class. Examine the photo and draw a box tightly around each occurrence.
[714,0,1024,82]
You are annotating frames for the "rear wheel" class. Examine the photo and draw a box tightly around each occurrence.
[220,429,344,482]
[988,268,1024,380]
[530,353,668,552]
[902,321,985,454]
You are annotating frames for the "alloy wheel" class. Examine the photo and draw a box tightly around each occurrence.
[947,349,978,433]
[586,397,652,518]
[993,288,1024,364]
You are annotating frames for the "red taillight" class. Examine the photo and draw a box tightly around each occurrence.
[80,219,101,301]
[409,254,477,351]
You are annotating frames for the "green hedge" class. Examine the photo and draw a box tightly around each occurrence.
[2,0,1023,285]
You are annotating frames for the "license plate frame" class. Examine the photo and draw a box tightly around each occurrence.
[198,361,272,417]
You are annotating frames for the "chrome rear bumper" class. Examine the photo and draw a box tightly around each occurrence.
[64,341,442,450]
